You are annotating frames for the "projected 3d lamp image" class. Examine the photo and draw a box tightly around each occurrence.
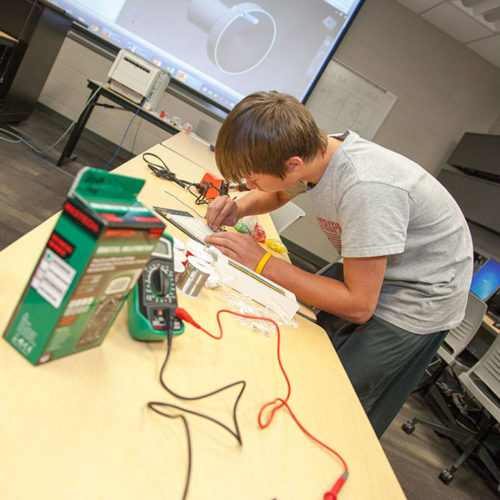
[187,0,277,74]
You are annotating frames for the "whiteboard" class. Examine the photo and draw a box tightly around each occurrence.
[306,59,397,140]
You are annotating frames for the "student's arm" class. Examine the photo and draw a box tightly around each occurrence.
[263,255,387,323]
[205,190,295,230]
[204,231,386,323]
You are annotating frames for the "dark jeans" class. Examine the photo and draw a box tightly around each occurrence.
[316,311,447,438]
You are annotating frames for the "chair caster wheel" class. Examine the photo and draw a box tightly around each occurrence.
[402,421,415,434]
[439,469,454,484]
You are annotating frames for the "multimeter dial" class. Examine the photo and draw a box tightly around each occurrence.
[142,259,176,306]
[136,234,179,332]
[131,233,182,337]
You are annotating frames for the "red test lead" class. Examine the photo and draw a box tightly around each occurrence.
[173,306,350,497]
[324,471,349,500]
[175,307,222,339]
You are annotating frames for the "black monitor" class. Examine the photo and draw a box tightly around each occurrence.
[47,0,365,112]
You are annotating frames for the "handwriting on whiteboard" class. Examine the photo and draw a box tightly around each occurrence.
[306,59,396,140]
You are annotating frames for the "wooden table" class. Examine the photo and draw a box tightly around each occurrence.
[0,133,405,499]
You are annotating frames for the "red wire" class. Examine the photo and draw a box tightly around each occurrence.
[175,307,349,480]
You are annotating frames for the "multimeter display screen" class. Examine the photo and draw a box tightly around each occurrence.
[153,238,172,259]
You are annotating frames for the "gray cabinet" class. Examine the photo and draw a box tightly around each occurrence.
[437,132,500,263]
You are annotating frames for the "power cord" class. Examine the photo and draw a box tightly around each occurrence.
[143,152,233,206]
[103,98,147,170]
[142,152,198,190]
[127,116,143,160]
[0,85,106,180]
[0,84,103,155]
[194,181,229,205]
[0,128,75,179]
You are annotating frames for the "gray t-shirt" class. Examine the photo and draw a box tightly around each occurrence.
[301,131,473,334]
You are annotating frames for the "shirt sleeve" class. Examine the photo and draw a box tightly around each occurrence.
[338,182,410,258]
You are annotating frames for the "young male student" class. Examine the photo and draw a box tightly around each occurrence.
[204,91,473,437]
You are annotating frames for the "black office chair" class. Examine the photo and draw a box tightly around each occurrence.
[402,328,500,493]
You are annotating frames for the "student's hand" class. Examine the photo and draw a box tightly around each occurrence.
[205,232,266,270]
[205,196,240,230]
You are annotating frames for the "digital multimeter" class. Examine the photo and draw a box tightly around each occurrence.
[127,233,184,340]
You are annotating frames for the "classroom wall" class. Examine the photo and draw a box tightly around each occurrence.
[38,0,500,263]
[280,0,500,262]
[38,37,223,166]
[489,113,500,134]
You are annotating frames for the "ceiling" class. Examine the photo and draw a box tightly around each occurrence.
[397,0,500,68]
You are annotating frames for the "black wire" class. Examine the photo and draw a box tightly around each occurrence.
[187,185,208,205]
[147,323,246,499]
[142,152,197,190]
[95,103,131,110]
[192,186,210,206]
[147,403,192,500]
[153,328,246,442]
[142,152,229,206]
[195,182,228,204]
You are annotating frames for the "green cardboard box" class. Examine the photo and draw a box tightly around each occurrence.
[3,167,164,365]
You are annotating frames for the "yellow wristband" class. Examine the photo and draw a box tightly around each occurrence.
[255,252,272,274]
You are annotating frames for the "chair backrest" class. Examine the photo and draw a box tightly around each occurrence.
[459,332,500,422]
[269,202,306,234]
[438,291,487,366]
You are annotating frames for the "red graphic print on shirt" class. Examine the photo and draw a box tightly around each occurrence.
[317,217,342,251]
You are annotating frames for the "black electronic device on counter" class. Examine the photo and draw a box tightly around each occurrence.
[127,233,183,340]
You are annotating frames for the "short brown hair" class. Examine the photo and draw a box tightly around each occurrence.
[215,91,328,183]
